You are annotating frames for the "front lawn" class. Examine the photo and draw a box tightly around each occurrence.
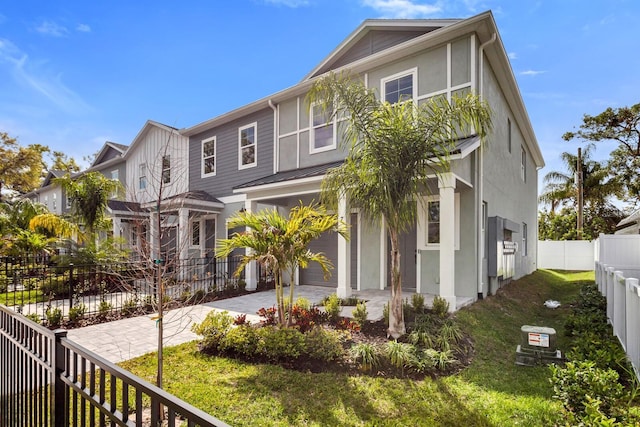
[120,270,596,426]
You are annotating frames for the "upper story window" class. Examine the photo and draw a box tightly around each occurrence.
[382,69,417,104]
[238,123,257,169]
[162,155,171,184]
[521,146,527,182]
[52,193,57,211]
[139,163,147,190]
[202,136,216,177]
[310,103,335,153]
[111,170,119,197]
[44,195,48,209]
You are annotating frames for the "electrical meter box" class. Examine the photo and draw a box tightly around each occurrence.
[515,325,563,366]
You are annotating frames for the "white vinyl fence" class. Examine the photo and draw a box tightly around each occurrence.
[538,240,595,270]
[594,234,640,382]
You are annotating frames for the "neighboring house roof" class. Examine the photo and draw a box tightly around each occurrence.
[91,141,128,167]
[41,170,67,188]
[234,161,343,190]
[107,200,145,214]
[180,11,544,170]
[616,209,640,231]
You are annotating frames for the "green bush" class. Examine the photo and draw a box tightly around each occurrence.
[431,296,449,318]
[350,343,381,372]
[352,301,368,327]
[304,327,344,362]
[98,301,113,317]
[121,297,138,316]
[323,294,341,323]
[566,331,628,375]
[411,293,425,313]
[24,312,41,324]
[294,297,311,310]
[386,340,413,373]
[68,304,86,323]
[40,276,71,297]
[192,311,234,352]
[550,360,624,418]
[256,326,306,362]
[221,324,259,357]
[45,307,62,327]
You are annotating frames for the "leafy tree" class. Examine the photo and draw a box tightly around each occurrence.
[54,172,122,236]
[306,72,492,338]
[538,205,623,240]
[216,202,348,326]
[563,103,640,204]
[0,198,57,256]
[0,132,49,200]
[48,151,81,173]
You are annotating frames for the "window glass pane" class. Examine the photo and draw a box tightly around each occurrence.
[241,128,254,147]
[192,222,200,246]
[241,146,255,165]
[204,157,215,175]
[203,141,215,157]
[427,201,440,244]
[314,125,333,149]
[385,74,413,104]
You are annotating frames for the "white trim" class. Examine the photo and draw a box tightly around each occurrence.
[354,208,361,292]
[217,194,246,204]
[238,122,257,170]
[379,217,387,290]
[381,67,418,103]
[233,174,324,194]
[296,97,300,168]
[189,219,201,249]
[418,193,460,250]
[470,34,477,95]
[309,102,336,154]
[447,43,452,101]
[201,136,217,177]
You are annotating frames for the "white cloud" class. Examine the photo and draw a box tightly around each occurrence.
[0,37,91,114]
[76,23,91,33]
[508,52,517,60]
[263,0,310,7]
[520,69,546,76]
[36,20,69,37]
[361,0,442,19]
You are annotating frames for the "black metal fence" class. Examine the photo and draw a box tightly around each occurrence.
[0,304,231,426]
[0,255,272,327]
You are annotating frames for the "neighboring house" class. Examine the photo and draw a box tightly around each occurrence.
[24,170,69,214]
[615,210,640,235]
[179,10,544,308]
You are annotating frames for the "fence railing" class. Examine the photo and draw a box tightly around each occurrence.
[595,261,640,382]
[0,255,273,326]
[0,304,231,426]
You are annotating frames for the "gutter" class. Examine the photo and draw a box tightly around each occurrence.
[268,99,278,174]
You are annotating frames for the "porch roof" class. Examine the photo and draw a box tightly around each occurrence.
[107,200,146,216]
[234,161,343,191]
[141,190,224,212]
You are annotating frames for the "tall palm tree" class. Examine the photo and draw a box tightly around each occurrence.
[307,72,492,338]
[216,202,348,326]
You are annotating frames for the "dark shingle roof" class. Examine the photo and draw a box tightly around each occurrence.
[234,161,343,190]
[107,200,144,213]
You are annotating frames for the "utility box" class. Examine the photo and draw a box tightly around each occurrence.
[515,325,563,366]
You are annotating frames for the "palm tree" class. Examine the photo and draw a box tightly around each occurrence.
[216,202,348,326]
[307,72,492,338]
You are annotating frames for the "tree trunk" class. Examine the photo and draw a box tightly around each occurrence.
[387,229,405,338]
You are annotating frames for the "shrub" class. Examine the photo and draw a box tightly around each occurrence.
[438,319,463,346]
[221,324,259,357]
[45,307,62,327]
[408,330,434,348]
[192,311,234,352]
[386,340,413,373]
[350,343,380,372]
[294,297,311,310]
[411,293,425,313]
[323,294,341,323]
[342,296,360,306]
[335,318,360,332]
[290,306,326,333]
[193,288,206,302]
[25,312,41,324]
[352,301,368,327]
[121,297,138,316]
[304,327,344,362]
[550,360,624,418]
[431,296,449,318]
[98,300,113,317]
[68,304,86,323]
[234,313,248,325]
[257,306,277,326]
[256,326,306,362]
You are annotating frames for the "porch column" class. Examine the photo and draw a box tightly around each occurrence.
[112,217,122,239]
[150,211,160,261]
[244,199,258,291]
[438,173,456,312]
[337,193,352,298]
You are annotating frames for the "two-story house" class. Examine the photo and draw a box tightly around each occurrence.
[178,11,544,309]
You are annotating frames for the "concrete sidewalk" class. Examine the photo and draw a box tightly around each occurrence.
[67,286,472,363]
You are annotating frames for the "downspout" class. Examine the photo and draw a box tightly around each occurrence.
[268,99,278,174]
[477,33,497,300]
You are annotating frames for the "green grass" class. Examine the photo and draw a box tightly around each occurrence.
[0,289,45,306]
[120,269,604,426]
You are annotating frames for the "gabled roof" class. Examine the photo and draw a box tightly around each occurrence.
[91,141,128,167]
[303,19,461,81]
[123,120,181,160]
[41,170,67,188]
[616,209,640,231]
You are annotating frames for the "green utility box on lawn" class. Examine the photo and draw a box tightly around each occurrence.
[515,325,563,366]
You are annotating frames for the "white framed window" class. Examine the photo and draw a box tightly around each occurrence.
[65,194,71,209]
[418,194,460,250]
[52,193,56,210]
[522,222,528,256]
[111,169,119,181]
[521,146,527,182]
[310,103,336,153]
[191,220,200,247]
[381,68,417,104]
[238,123,257,169]
[202,136,216,177]
[44,195,48,209]
[139,163,147,190]
[162,155,171,184]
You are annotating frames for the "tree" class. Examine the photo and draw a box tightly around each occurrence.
[0,132,49,200]
[307,72,492,338]
[538,205,623,241]
[48,151,81,173]
[54,172,122,237]
[0,198,58,256]
[216,202,348,326]
[563,103,640,204]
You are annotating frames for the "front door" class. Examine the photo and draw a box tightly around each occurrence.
[388,222,417,290]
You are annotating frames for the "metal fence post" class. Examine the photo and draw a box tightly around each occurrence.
[52,329,68,427]
[68,263,74,309]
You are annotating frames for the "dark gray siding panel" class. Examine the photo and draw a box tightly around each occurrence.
[317,30,431,76]
[300,231,338,287]
[189,107,274,198]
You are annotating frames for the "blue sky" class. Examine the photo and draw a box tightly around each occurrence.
[0,0,638,193]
